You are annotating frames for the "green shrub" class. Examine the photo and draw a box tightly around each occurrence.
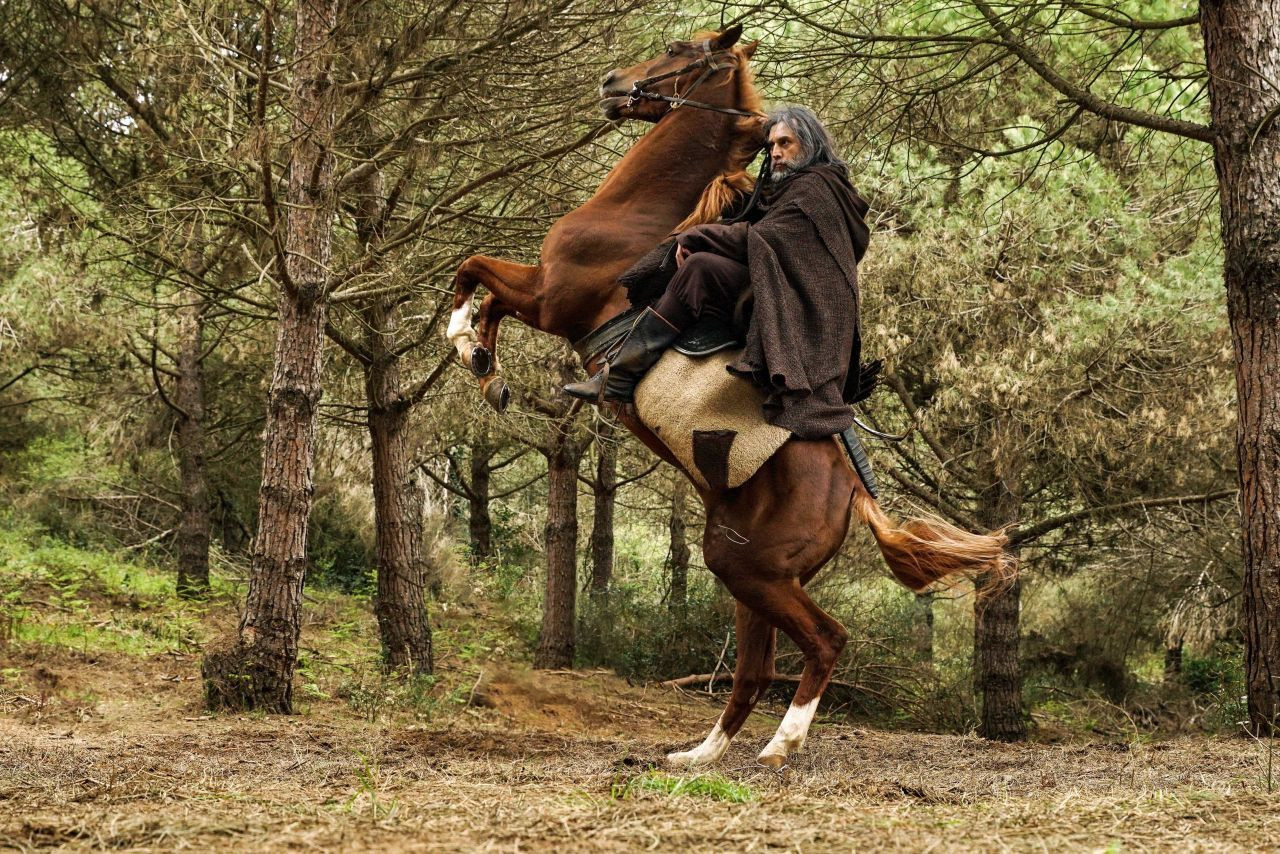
[576,581,733,681]
[1181,646,1246,731]
[1182,651,1243,696]
[0,522,217,656]
[307,496,376,593]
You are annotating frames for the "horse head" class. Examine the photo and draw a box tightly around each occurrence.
[599,24,759,122]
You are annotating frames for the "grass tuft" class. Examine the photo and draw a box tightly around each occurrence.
[614,771,755,803]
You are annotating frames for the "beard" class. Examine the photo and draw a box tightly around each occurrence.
[769,160,798,183]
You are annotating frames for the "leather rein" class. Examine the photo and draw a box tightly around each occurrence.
[626,41,763,119]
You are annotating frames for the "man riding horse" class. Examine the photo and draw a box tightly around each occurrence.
[448,26,1009,768]
[564,105,871,445]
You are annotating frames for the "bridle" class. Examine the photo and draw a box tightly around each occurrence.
[625,39,764,119]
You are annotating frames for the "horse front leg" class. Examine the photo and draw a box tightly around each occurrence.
[474,294,512,412]
[449,254,539,412]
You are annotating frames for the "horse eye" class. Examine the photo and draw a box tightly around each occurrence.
[666,46,675,56]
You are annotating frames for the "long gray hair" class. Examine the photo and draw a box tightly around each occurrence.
[763,105,846,171]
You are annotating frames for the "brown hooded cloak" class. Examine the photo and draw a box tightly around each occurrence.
[674,164,871,439]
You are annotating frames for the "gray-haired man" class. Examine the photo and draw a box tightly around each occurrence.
[565,105,871,441]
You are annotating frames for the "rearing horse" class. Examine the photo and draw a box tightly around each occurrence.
[449,25,1010,768]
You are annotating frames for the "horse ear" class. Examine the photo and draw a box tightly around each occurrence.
[713,23,743,49]
[739,39,759,59]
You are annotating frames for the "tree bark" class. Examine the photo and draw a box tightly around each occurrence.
[366,298,433,673]
[202,0,337,713]
[914,592,935,664]
[174,282,210,598]
[1164,639,1184,684]
[975,476,1025,741]
[533,425,582,669]
[1202,0,1280,736]
[533,359,583,670]
[589,417,617,598]
[348,127,434,673]
[667,476,690,613]
[469,441,494,564]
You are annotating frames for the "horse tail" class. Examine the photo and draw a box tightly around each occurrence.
[851,486,1015,592]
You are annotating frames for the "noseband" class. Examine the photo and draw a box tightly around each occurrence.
[626,40,763,119]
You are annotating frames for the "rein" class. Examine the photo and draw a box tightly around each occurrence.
[626,41,763,119]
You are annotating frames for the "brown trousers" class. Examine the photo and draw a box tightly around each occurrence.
[653,252,750,330]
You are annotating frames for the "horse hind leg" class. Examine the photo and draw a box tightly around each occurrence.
[706,571,844,773]
[746,580,848,768]
[691,440,853,767]
[667,602,776,768]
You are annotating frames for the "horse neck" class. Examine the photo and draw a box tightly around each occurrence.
[567,71,758,335]
[593,63,757,217]
[592,108,739,211]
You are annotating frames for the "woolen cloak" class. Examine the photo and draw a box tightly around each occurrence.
[670,164,871,439]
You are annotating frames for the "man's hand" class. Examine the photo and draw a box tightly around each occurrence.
[675,244,690,268]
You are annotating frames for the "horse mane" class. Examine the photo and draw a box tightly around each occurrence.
[673,39,764,233]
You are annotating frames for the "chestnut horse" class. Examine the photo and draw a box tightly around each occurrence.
[449,25,1010,768]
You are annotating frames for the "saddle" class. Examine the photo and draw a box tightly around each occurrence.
[643,319,880,497]
[575,312,880,495]
[633,336,790,491]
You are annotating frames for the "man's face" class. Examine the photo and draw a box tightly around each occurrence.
[768,121,805,180]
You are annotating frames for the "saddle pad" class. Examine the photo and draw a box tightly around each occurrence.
[633,347,790,491]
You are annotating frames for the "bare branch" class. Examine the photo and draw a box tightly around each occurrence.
[973,0,1213,143]
[394,351,456,412]
[1064,2,1200,31]
[1009,489,1239,547]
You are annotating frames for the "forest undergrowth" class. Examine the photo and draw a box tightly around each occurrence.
[1,524,1275,851]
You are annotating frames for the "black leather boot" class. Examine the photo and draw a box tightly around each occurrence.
[564,308,681,403]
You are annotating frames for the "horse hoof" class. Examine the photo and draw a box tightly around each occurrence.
[757,752,787,769]
[665,750,702,769]
[484,378,510,413]
[471,346,494,377]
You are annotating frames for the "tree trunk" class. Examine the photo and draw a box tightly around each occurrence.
[534,392,583,669]
[202,0,336,713]
[975,477,1025,741]
[218,492,247,553]
[348,126,434,672]
[914,592,935,664]
[589,417,617,598]
[366,299,433,674]
[533,437,581,668]
[667,476,690,613]
[1202,0,1280,736]
[174,283,210,598]
[469,441,494,564]
[1164,639,1184,684]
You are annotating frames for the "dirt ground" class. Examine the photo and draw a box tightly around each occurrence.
[2,642,1277,853]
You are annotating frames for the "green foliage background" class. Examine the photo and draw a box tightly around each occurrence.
[0,0,1244,734]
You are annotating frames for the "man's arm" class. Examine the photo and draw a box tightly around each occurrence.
[676,221,750,263]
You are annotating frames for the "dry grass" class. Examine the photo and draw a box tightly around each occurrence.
[1,651,1276,852]
[0,543,1274,851]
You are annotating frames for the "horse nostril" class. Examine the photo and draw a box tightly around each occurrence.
[601,70,618,88]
